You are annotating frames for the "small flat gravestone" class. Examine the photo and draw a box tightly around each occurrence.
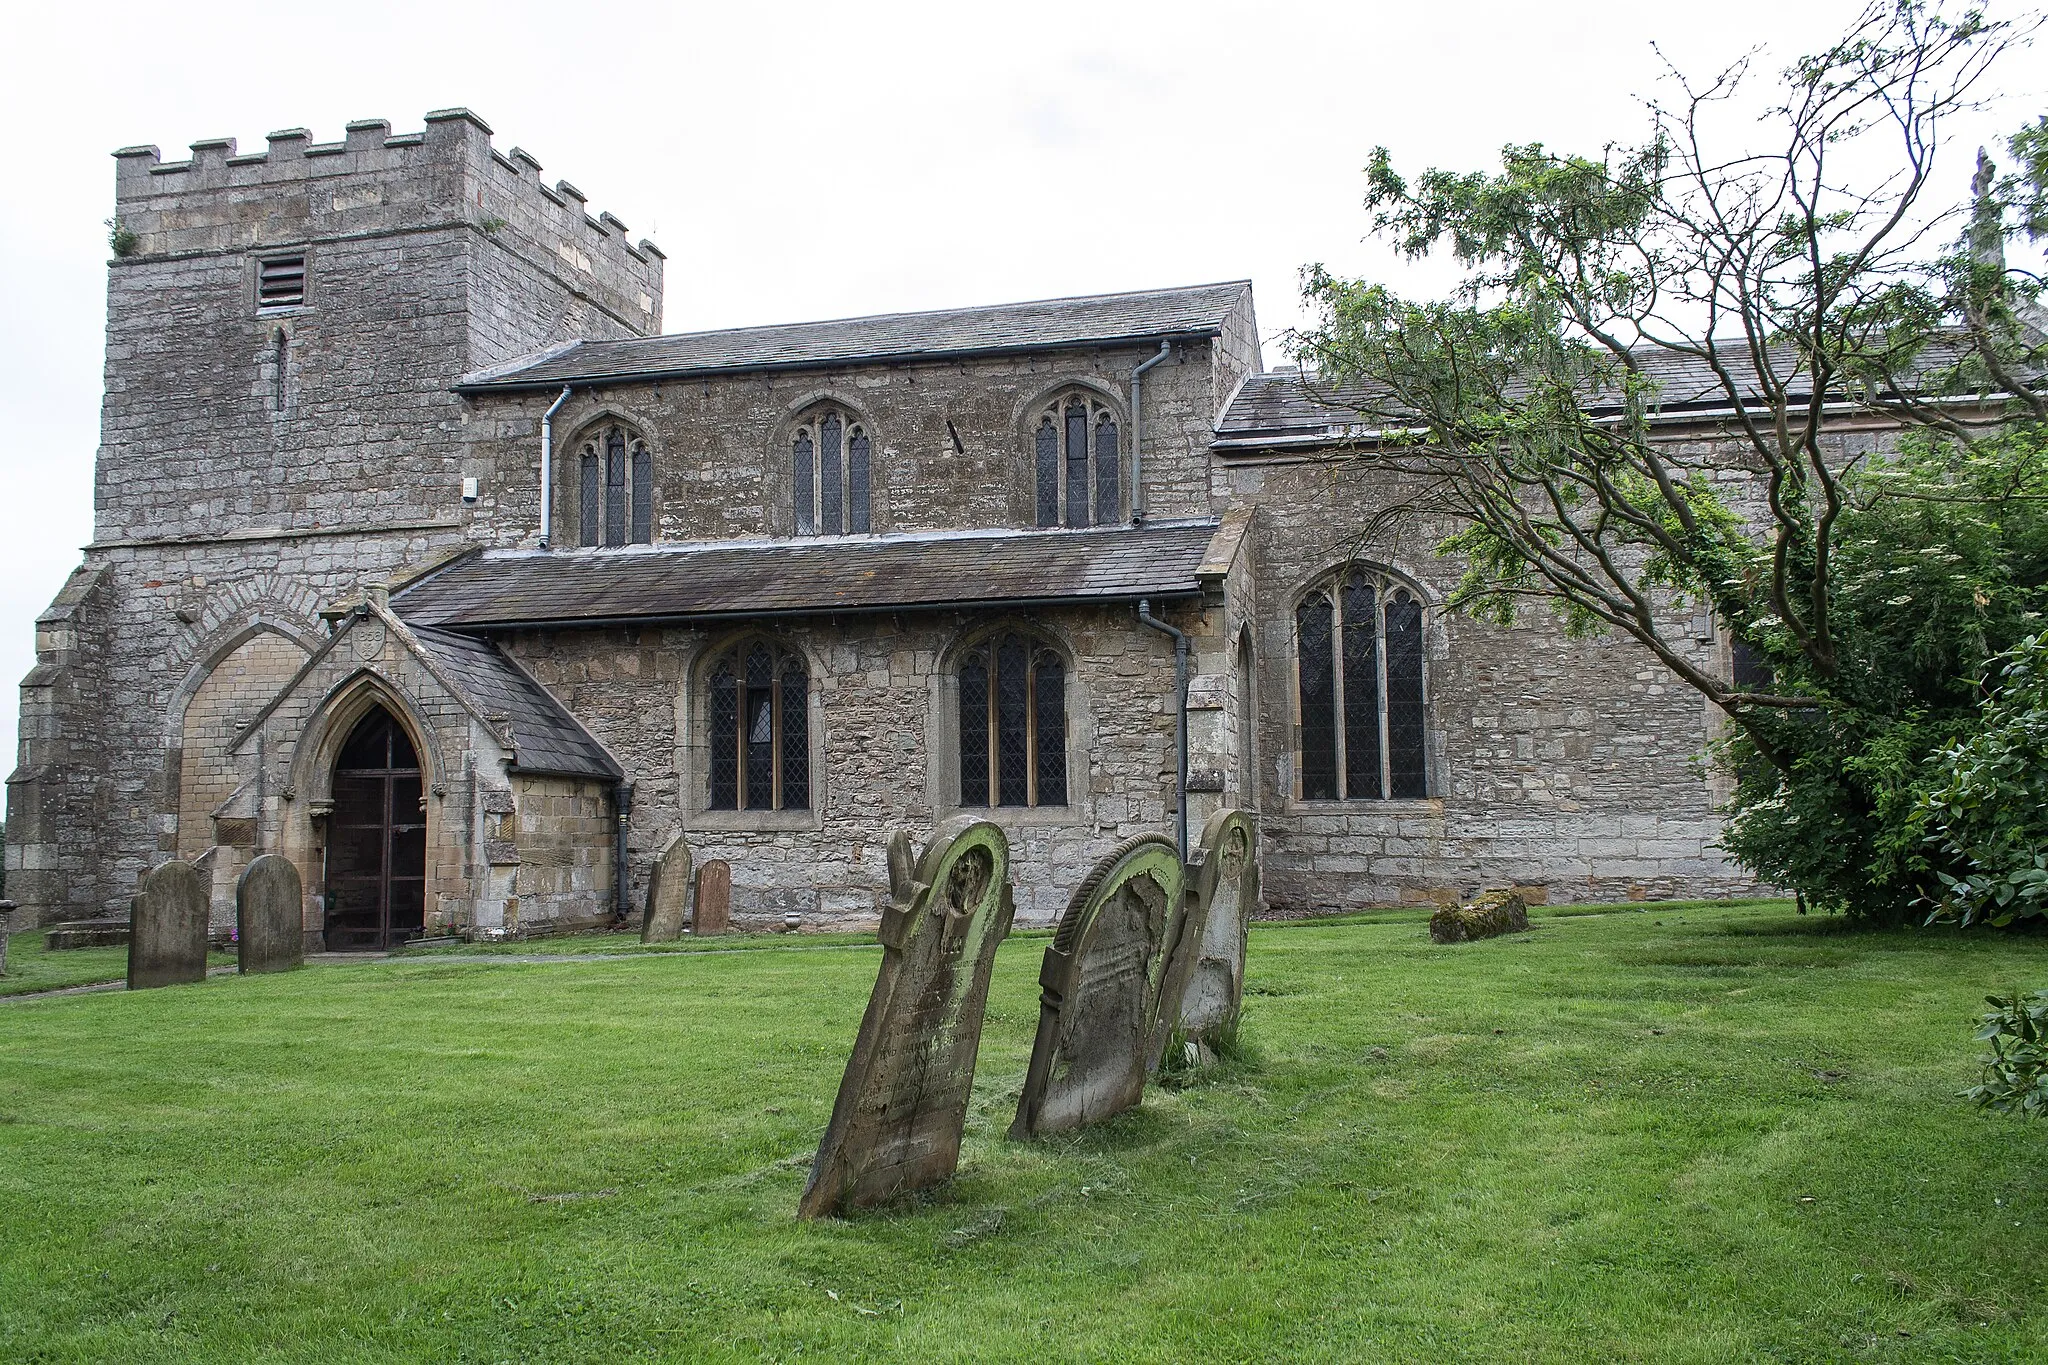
[641,830,694,943]
[1430,890,1530,944]
[798,817,1014,1219]
[237,854,305,975]
[1011,833,1181,1140]
[129,859,209,990]
[1155,809,1259,1053]
[694,859,732,936]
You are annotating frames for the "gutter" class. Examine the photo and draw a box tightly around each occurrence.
[1137,598,1190,860]
[538,385,573,549]
[1130,341,1173,525]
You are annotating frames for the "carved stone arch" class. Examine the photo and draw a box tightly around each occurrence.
[938,613,1080,673]
[1297,556,1433,611]
[560,406,662,548]
[164,613,324,747]
[1008,376,1127,436]
[286,668,449,813]
[771,391,880,537]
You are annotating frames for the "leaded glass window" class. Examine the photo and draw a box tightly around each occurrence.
[957,631,1068,808]
[573,422,654,548]
[1032,391,1123,528]
[1296,568,1429,800]
[705,639,810,811]
[791,406,872,536]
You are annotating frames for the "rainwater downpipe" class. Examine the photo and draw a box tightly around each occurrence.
[614,781,634,926]
[1137,598,1189,859]
[1129,341,1172,525]
[538,385,573,549]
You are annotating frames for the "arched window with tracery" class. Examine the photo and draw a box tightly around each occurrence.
[958,630,1068,807]
[706,639,810,811]
[1032,391,1121,529]
[792,406,872,535]
[576,422,654,547]
[1296,567,1428,800]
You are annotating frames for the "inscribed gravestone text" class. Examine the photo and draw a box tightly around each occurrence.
[798,817,1014,1219]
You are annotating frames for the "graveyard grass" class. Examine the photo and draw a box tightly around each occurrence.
[3,903,2047,1362]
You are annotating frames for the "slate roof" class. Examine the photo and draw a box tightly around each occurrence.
[455,281,1252,393]
[409,625,621,780]
[393,521,1222,630]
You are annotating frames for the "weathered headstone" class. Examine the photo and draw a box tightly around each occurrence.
[236,854,305,975]
[128,859,209,990]
[641,829,694,943]
[0,900,16,977]
[694,859,731,936]
[1156,809,1259,1051]
[1430,890,1530,944]
[1010,834,1181,1140]
[798,817,1014,1219]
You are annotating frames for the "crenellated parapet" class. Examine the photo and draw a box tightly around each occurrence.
[109,108,662,334]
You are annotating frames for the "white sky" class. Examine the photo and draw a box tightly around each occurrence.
[0,0,2040,777]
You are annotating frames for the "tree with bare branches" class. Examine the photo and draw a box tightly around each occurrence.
[1292,2,2048,922]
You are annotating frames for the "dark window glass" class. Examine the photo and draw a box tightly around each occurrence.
[1064,402,1089,528]
[1297,593,1339,800]
[709,661,738,809]
[959,652,989,806]
[604,428,627,547]
[1094,414,1120,526]
[580,451,600,547]
[847,427,871,533]
[780,663,809,808]
[1342,573,1383,800]
[744,644,775,810]
[793,430,815,535]
[996,635,1031,805]
[1035,418,1059,527]
[1385,591,1427,798]
[1033,651,1067,805]
[630,443,653,544]
[820,412,843,534]
[1732,638,1773,688]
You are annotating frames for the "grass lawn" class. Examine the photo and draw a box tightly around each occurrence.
[2,901,2045,1363]
[0,934,234,998]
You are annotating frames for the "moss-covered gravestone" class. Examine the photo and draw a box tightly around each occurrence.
[236,854,304,975]
[798,817,1014,1219]
[1430,890,1530,943]
[1157,809,1258,1050]
[1010,834,1181,1139]
[641,830,693,943]
[128,859,208,990]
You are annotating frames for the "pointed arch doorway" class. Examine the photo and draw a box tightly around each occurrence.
[325,707,427,950]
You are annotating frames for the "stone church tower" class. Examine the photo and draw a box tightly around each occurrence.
[8,110,662,924]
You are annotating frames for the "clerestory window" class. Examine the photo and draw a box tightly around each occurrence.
[1033,392,1121,529]
[1296,568,1428,800]
[792,407,871,535]
[707,639,810,811]
[577,423,654,547]
[958,631,1068,808]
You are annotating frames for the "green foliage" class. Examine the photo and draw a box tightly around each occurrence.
[1919,634,2048,925]
[104,217,137,258]
[1964,989,2048,1116]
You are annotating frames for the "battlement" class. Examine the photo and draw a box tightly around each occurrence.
[109,108,662,332]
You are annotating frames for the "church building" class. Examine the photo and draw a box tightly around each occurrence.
[5,110,1762,946]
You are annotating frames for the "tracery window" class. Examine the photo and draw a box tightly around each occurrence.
[1033,392,1121,529]
[1296,568,1428,800]
[576,423,654,547]
[958,631,1068,808]
[792,406,872,535]
[706,639,810,811]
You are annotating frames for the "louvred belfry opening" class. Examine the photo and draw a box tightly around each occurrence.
[257,254,305,308]
[324,707,427,950]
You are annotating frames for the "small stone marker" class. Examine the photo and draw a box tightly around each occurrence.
[236,854,305,975]
[641,829,694,943]
[1429,889,1530,944]
[694,859,731,936]
[128,859,209,990]
[798,817,1014,1219]
[1011,833,1181,1140]
[0,900,16,977]
[1158,809,1258,1051]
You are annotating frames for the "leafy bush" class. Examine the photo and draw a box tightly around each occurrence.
[1919,634,2048,925]
[1964,989,2048,1117]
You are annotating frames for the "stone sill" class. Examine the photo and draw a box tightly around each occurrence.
[685,808,821,833]
[1280,798,1445,818]
[932,803,1088,829]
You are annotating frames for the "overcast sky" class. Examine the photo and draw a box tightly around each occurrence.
[0,0,2041,777]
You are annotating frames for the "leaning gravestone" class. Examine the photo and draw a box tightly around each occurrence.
[1155,809,1259,1053]
[694,859,731,936]
[129,859,209,990]
[641,830,694,943]
[1010,833,1181,1140]
[798,817,1014,1219]
[237,854,305,975]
